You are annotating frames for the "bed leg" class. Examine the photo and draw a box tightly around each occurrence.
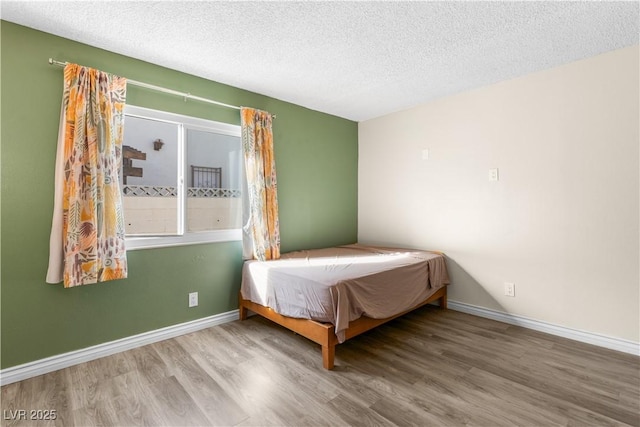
[238,291,251,320]
[440,292,447,309]
[322,344,335,370]
[239,302,248,321]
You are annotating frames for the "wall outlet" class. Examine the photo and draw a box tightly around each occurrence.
[188,292,198,307]
[504,282,515,297]
[489,168,499,181]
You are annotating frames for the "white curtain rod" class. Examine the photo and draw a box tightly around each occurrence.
[48,57,255,114]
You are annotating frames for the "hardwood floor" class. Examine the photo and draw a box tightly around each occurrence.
[2,306,639,426]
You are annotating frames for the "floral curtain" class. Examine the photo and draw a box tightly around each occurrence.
[46,63,128,287]
[241,107,280,261]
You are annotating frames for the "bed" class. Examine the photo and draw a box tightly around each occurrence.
[239,244,450,369]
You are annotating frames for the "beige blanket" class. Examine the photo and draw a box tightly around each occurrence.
[241,244,450,342]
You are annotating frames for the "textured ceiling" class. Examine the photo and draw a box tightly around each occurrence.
[2,1,638,121]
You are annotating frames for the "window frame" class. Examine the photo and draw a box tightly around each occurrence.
[122,105,243,251]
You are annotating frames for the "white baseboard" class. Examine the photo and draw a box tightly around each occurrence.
[448,300,640,356]
[2,303,637,386]
[0,309,239,386]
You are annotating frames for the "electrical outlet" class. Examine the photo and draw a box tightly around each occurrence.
[489,168,499,181]
[504,282,515,297]
[188,292,198,307]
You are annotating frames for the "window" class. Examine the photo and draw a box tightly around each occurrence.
[120,105,242,250]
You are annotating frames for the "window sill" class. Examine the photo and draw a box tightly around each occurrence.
[125,229,242,250]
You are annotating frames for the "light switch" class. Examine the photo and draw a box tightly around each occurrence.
[421,149,429,160]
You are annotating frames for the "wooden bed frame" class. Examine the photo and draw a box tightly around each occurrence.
[238,286,447,370]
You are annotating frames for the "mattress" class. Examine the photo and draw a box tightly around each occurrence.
[240,244,449,342]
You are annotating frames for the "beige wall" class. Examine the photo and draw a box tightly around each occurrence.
[358,45,639,342]
[123,197,241,234]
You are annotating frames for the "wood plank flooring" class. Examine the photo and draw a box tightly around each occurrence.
[2,306,639,426]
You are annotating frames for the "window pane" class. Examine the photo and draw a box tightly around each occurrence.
[186,129,242,232]
[120,116,180,236]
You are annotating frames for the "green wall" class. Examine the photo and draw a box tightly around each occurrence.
[0,21,358,369]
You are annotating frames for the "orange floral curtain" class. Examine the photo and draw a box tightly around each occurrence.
[241,108,280,261]
[46,63,128,287]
